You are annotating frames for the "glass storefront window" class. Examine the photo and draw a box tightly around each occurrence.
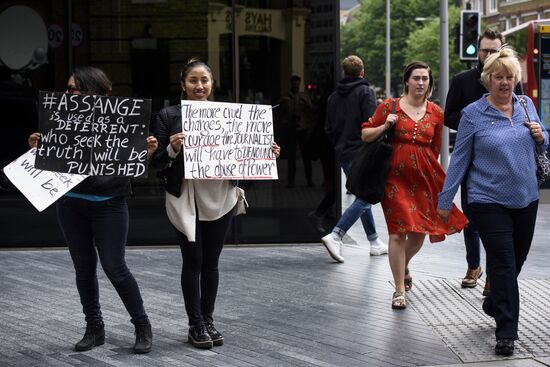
[0,0,338,246]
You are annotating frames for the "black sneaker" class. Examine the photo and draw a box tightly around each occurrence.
[75,321,105,351]
[188,325,213,349]
[205,322,224,346]
[495,339,514,356]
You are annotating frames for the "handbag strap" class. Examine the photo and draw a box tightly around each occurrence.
[384,98,396,142]
[518,96,531,122]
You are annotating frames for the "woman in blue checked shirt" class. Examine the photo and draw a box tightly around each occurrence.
[437,47,548,357]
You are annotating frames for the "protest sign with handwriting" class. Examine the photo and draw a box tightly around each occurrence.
[35,91,151,177]
[3,148,88,212]
[181,100,278,180]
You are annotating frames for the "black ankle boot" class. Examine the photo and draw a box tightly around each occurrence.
[495,338,514,356]
[188,325,213,349]
[75,321,105,351]
[133,322,152,354]
[205,322,224,346]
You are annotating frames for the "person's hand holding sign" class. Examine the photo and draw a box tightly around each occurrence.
[147,136,158,157]
[28,132,41,148]
[271,141,281,159]
[169,132,185,154]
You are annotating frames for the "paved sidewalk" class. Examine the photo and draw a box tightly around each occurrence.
[1,206,550,366]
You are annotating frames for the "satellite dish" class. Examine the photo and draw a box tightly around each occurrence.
[0,6,48,70]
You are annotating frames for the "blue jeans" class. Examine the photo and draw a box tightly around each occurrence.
[333,160,378,241]
[56,196,148,325]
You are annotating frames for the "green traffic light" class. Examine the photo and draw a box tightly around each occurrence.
[466,44,476,55]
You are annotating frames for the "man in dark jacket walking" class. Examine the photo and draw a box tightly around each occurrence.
[445,29,523,293]
[321,55,387,263]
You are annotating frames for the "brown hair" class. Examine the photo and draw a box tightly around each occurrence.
[403,61,434,100]
[478,28,504,48]
[342,55,364,77]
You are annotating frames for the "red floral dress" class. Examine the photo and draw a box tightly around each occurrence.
[362,98,467,242]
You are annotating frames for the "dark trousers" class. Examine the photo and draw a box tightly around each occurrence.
[461,180,483,270]
[469,200,538,340]
[287,129,313,185]
[56,196,148,325]
[175,209,233,327]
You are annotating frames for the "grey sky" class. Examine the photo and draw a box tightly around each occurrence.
[340,0,358,10]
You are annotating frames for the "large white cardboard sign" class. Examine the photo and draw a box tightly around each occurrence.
[181,100,278,180]
[3,148,88,212]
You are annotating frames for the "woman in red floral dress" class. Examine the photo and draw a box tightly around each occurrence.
[361,61,467,309]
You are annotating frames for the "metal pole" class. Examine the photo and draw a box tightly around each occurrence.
[439,0,450,171]
[385,0,391,98]
[67,0,73,72]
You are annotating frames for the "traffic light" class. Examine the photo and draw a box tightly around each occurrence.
[460,10,480,61]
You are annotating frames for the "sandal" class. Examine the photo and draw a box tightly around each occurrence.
[392,291,406,309]
[404,267,413,292]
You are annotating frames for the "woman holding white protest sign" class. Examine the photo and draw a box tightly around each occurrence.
[152,58,280,349]
[28,66,157,354]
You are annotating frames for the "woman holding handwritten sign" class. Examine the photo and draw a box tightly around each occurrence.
[152,59,280,349]
[28,66,157,354]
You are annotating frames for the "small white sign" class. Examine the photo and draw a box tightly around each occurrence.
[3,148,87,212]
[181,100,278,180]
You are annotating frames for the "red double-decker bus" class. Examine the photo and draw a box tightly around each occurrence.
[503,19,550,129]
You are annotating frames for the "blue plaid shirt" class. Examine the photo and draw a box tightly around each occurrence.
[438,94,549,210]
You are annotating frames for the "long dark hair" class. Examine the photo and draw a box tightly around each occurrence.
[179,58,214,99]
[72,66,112,96]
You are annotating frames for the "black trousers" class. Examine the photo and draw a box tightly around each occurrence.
[175,208,233,327]
[469,200,538,340]
[56,196,148,325]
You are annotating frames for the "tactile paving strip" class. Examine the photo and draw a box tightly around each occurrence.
[407,278,550,362]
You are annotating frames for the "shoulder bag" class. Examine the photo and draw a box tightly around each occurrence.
[345,99,396,204]
[518,96,550,186]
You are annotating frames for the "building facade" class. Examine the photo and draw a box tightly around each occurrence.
[464,0,550,28]
[0,0,341,246]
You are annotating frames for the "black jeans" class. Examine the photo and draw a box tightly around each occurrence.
[461,179,483,270]
[175,209,233,327]
[56,196,148,325]
[469,200,538,340]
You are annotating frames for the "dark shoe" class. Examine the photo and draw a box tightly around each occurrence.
[495,339,514,356]
[188,325,213,349]
[307,210,326,233]
[205,322,224,346]
[461,266,483,288]
[74,321,105,351]
[483,279,491,296]
[133,322,152,354]
[482,296,495,318]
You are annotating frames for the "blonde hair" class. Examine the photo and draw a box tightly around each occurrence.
[342,55,364,77]
[480,47,521,87]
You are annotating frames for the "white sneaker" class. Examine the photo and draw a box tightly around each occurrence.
[369,238,388,256]
[321,234,344,263]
